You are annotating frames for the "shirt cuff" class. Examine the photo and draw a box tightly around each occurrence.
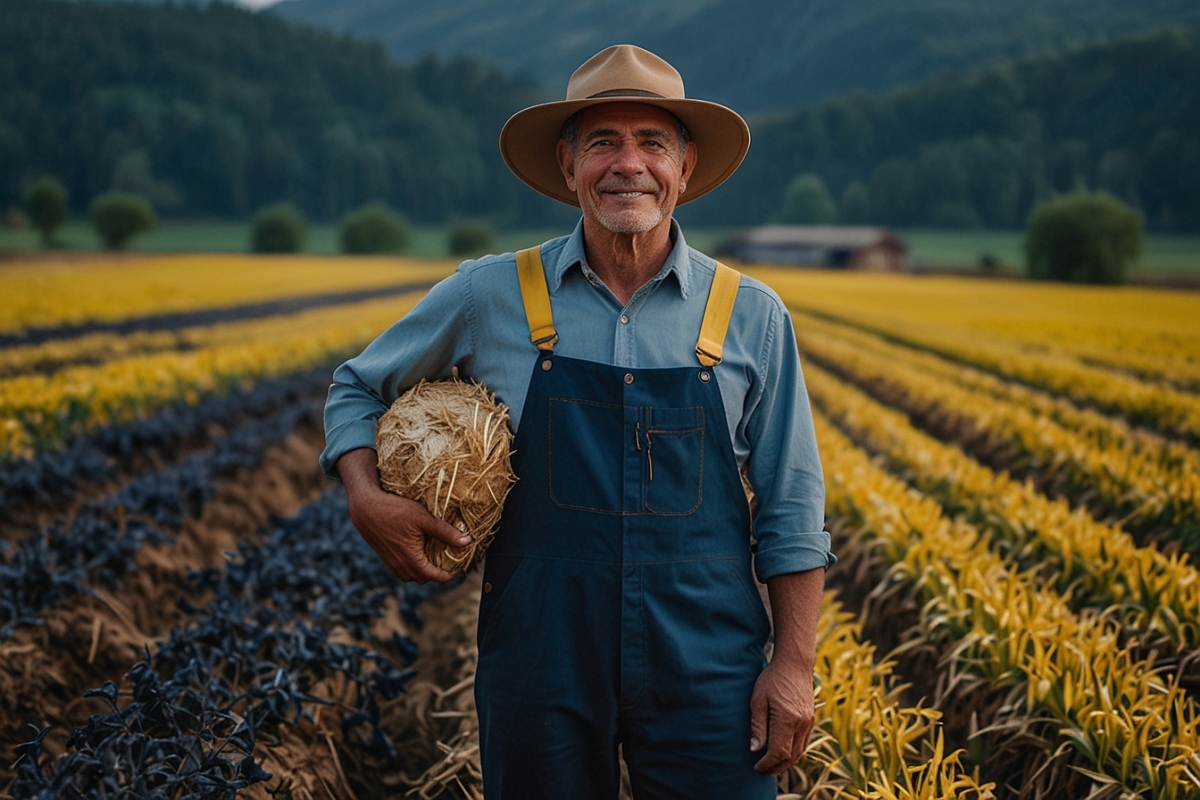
[319,419,379,480]
[753,530,836,583]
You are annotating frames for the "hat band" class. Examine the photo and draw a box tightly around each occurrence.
[586,88,667,99]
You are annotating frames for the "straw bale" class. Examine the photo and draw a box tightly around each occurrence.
[375,378,515,574]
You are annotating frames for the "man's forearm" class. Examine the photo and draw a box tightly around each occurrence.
[335,447,383,500]
[766,567,824,669]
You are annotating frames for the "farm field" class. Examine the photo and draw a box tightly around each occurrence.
[2,253,1200,799]
[4,221,1199,279]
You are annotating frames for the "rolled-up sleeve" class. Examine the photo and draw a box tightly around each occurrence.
[320,271,473,480]
[744,301,833,582]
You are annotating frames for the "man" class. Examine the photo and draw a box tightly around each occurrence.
[321,44,832,798]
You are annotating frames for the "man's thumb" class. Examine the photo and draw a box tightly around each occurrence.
[427,517,471,548]
[749,688,768,751]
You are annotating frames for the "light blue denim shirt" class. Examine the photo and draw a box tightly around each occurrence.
[321,218,833,580]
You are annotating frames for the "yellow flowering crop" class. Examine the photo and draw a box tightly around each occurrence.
[0,293,425,464]
[0,253,454,335]
[746,267,1200,439]
[794,313,1200,535]
[806,362,1200,651]
[816,410,1200,798]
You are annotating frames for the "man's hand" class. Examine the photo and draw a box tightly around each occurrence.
[336,447,469,584]
[750,566,824,775]
[749,655,815,775]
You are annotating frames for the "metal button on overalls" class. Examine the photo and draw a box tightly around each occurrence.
[475,248,774,799]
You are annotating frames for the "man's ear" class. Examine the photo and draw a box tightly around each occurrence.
[679,140,698,197]
[556,139,577,193]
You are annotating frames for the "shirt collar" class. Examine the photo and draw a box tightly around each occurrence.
[551,217,693,300]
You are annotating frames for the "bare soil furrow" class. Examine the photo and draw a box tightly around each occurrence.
[0,421,331,777]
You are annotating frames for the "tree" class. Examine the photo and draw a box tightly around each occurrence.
[251,202,305,253]
[447,220,496,257]
[26,177,69,246]
[340,202,411,254]
[89,191,157,250]
[838,181,871,224]
[779,173,836,224]
[1024,191,1143,284]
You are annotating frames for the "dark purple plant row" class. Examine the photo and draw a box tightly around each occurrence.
[0,395,323,638]
[10,489,436,800]
[0,367,335,522]
[0,281,435,348]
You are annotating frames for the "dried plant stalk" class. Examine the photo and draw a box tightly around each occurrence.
[375,378,516,575]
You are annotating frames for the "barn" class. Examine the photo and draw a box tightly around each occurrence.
[716,225,908,271]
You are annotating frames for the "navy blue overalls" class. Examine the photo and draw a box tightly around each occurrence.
[475,247,776,799]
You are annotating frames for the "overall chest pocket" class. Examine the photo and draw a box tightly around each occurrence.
[549,398,625,513]
[642,405,704,515]
[548,400,705,515]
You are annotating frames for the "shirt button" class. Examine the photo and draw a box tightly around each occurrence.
[620,315,629,324]
[624,373,635,385]
[699,370,711,382]
[484,582,493,593]
[542,359,553,371]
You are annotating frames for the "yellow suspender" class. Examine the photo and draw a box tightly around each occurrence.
[695,262,741,367]
[515,247,741,366]
[516,247,558,351]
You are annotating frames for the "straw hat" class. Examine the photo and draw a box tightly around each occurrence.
[500,44,750,207]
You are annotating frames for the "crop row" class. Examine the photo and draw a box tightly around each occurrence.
[0,293,424,465]
[0,255,453,336]
[11,488,434,799]
[813,409,1200,799]
[805,361,1200,654]
[0,367,330,522]
[746,267,1200,393]
[0,397,321,638]
[783,593,993,799]
[794,313,1200,542]
[796,307,1200,444]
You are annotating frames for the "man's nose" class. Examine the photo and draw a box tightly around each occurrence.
[609,140,646,175]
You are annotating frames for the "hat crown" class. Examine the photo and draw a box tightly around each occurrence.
[566,45,686,102]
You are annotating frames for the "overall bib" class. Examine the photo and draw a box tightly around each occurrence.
[475,247,776,799]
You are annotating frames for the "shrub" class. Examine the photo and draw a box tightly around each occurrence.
[780,173,836,225]
[838,181,871,224]
[89,192,157,250]
[447,220,496,257]
[250,202,305,253]
[340,202,411,254]
[1025,191,1143,284]
[25,178,69,246]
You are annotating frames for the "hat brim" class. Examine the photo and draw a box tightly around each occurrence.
[500,96,750,207]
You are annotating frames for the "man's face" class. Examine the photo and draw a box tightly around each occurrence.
[557,103,698,236]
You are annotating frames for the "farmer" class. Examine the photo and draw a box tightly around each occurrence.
[321,44,833,798]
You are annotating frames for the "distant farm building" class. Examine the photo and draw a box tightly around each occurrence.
[716,226,908,271]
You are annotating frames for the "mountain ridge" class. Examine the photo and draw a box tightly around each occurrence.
[269,0,1200,112]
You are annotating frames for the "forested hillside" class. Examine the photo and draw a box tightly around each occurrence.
[0,0,553,224]
[681,29,1200,232]
[3,1,1196,231]
[273,0,1200,112]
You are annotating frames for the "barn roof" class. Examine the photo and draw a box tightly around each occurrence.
[722,225,906,252]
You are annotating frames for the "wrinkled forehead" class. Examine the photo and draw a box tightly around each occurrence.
[574,102,682,139]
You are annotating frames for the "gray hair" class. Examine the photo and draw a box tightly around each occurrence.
[560,108,690,155]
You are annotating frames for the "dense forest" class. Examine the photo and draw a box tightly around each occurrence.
[2,0,1197,231]
[0,0,558,225]
[680,28,1200,232]
[273,0,1200,113]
